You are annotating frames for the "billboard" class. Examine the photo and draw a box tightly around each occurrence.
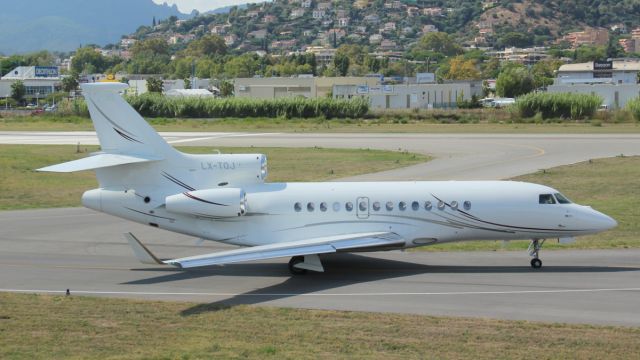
[416,72,435,83]
[34,66,59,78]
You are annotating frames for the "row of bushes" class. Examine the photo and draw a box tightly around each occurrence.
[514,93,602,120]
[126,94,369,119]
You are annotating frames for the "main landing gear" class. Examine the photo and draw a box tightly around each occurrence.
[528,239,545,269]
[288,254,324,275]
[288,256,307,275]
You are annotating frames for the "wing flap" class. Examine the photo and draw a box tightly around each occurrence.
[164,232,405,269]
[37,153,162,173]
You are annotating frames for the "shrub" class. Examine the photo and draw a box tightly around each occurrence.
[515,92,602,120]
[627,97,640,121]
[56,98,89,117]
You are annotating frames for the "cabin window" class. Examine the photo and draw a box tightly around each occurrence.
[386,201,394,211]
[554,193,572,204]
[412,201,419,211]
[399,201,407,211]
[424,201,432,210]
[320,202,328,212]
[359,201,367,211]
[451,201,458,210]
[463,200,471,210]
[539,194,556,204]
[345,202,353,212]
[332,202,341,211]
[372,201,381,211]
[437,201,445,210]
[294,202,302,212]
[307,202,315,211]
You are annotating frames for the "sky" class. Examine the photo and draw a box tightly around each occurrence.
[152,0,256,13]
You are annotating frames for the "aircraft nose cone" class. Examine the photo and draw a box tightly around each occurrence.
[589,209,617,231]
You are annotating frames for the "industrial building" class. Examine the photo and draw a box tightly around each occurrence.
[234,76,381,99]
[547,60,640,108]
[0,66,62,101]
[333,81,483,109]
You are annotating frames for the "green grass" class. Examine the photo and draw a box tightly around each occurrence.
[1,114,639,133]
[0,144,427,210]
[423,156,640,252]
[1,292,639,359]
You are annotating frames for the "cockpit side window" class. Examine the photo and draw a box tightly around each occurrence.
[554,193,572,204]
[539,194,556,204]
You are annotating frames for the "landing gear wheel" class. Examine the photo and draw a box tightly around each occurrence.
[288,256,307,275]
[530,258,542,269]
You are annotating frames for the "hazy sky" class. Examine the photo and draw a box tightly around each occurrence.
[153,0,257,13]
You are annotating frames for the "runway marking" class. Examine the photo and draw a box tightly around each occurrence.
[1,288,639,297]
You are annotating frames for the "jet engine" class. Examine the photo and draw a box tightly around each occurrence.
[165,188,247,218]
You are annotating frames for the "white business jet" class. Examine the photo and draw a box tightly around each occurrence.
[39,83,617,273]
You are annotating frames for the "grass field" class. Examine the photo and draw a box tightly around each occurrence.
[1,114,639,133]
[0,144,427,210]
[1,292,639,359]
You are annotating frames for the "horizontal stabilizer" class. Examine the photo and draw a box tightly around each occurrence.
[164,232,405,269]
[37,153,162,173]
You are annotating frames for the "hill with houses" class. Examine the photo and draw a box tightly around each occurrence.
[126,0,640,55]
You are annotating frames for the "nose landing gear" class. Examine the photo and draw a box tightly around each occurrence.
[528,239,545,269]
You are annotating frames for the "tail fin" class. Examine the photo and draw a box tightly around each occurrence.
[81,82,175,158]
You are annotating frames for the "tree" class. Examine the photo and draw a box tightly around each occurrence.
[152,16,156,27]
[184,35,227,58]
[219,80,234,97]
[333,52,350,76]
[146,77,164,93]
[61,75,79,92]
[71,47,107,74]
[531,59,564,89]
[496,65,535,98]
[411,32,463,59]
[10,80,26,105]
[440,56,481,80]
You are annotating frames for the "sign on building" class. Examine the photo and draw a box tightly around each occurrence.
[34,66,59,78]
[416,72,435,83]
[356,85,369,94]
[593,61,613,70]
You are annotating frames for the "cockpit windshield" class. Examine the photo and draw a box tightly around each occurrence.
[539,193,572,204]
[539,194,556,204]
[554,193,572,204]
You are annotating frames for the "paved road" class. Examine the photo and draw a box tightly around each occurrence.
[1,131,639,180]
[1,131,639,325]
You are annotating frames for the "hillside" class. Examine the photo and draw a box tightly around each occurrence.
[127,0,640,54]
[0,0,190,54]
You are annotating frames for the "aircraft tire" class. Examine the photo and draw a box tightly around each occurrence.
[288,256,307,275]
[530,258,542,269]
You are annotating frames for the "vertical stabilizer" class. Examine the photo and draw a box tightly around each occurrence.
[81,82,175,158]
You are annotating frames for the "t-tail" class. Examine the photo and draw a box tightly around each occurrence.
[38,83,267,228]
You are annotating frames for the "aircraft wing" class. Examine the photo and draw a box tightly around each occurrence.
[126,232,405,269]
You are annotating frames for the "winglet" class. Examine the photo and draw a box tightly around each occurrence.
[124,232,164,265]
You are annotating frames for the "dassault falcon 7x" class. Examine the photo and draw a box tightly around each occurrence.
[39,83,617,273]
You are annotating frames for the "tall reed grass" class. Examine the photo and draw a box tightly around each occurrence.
[515,92,602,120]
[626,97,640,121]
[126,94,369,119]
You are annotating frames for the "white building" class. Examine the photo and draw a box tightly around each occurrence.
[547,60,640,108]
[0,66,62,101]
[333,81,483,109]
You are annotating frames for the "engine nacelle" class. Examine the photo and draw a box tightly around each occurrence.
[165,188,247,218]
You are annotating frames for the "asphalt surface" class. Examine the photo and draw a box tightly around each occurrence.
[1,131,639,326]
